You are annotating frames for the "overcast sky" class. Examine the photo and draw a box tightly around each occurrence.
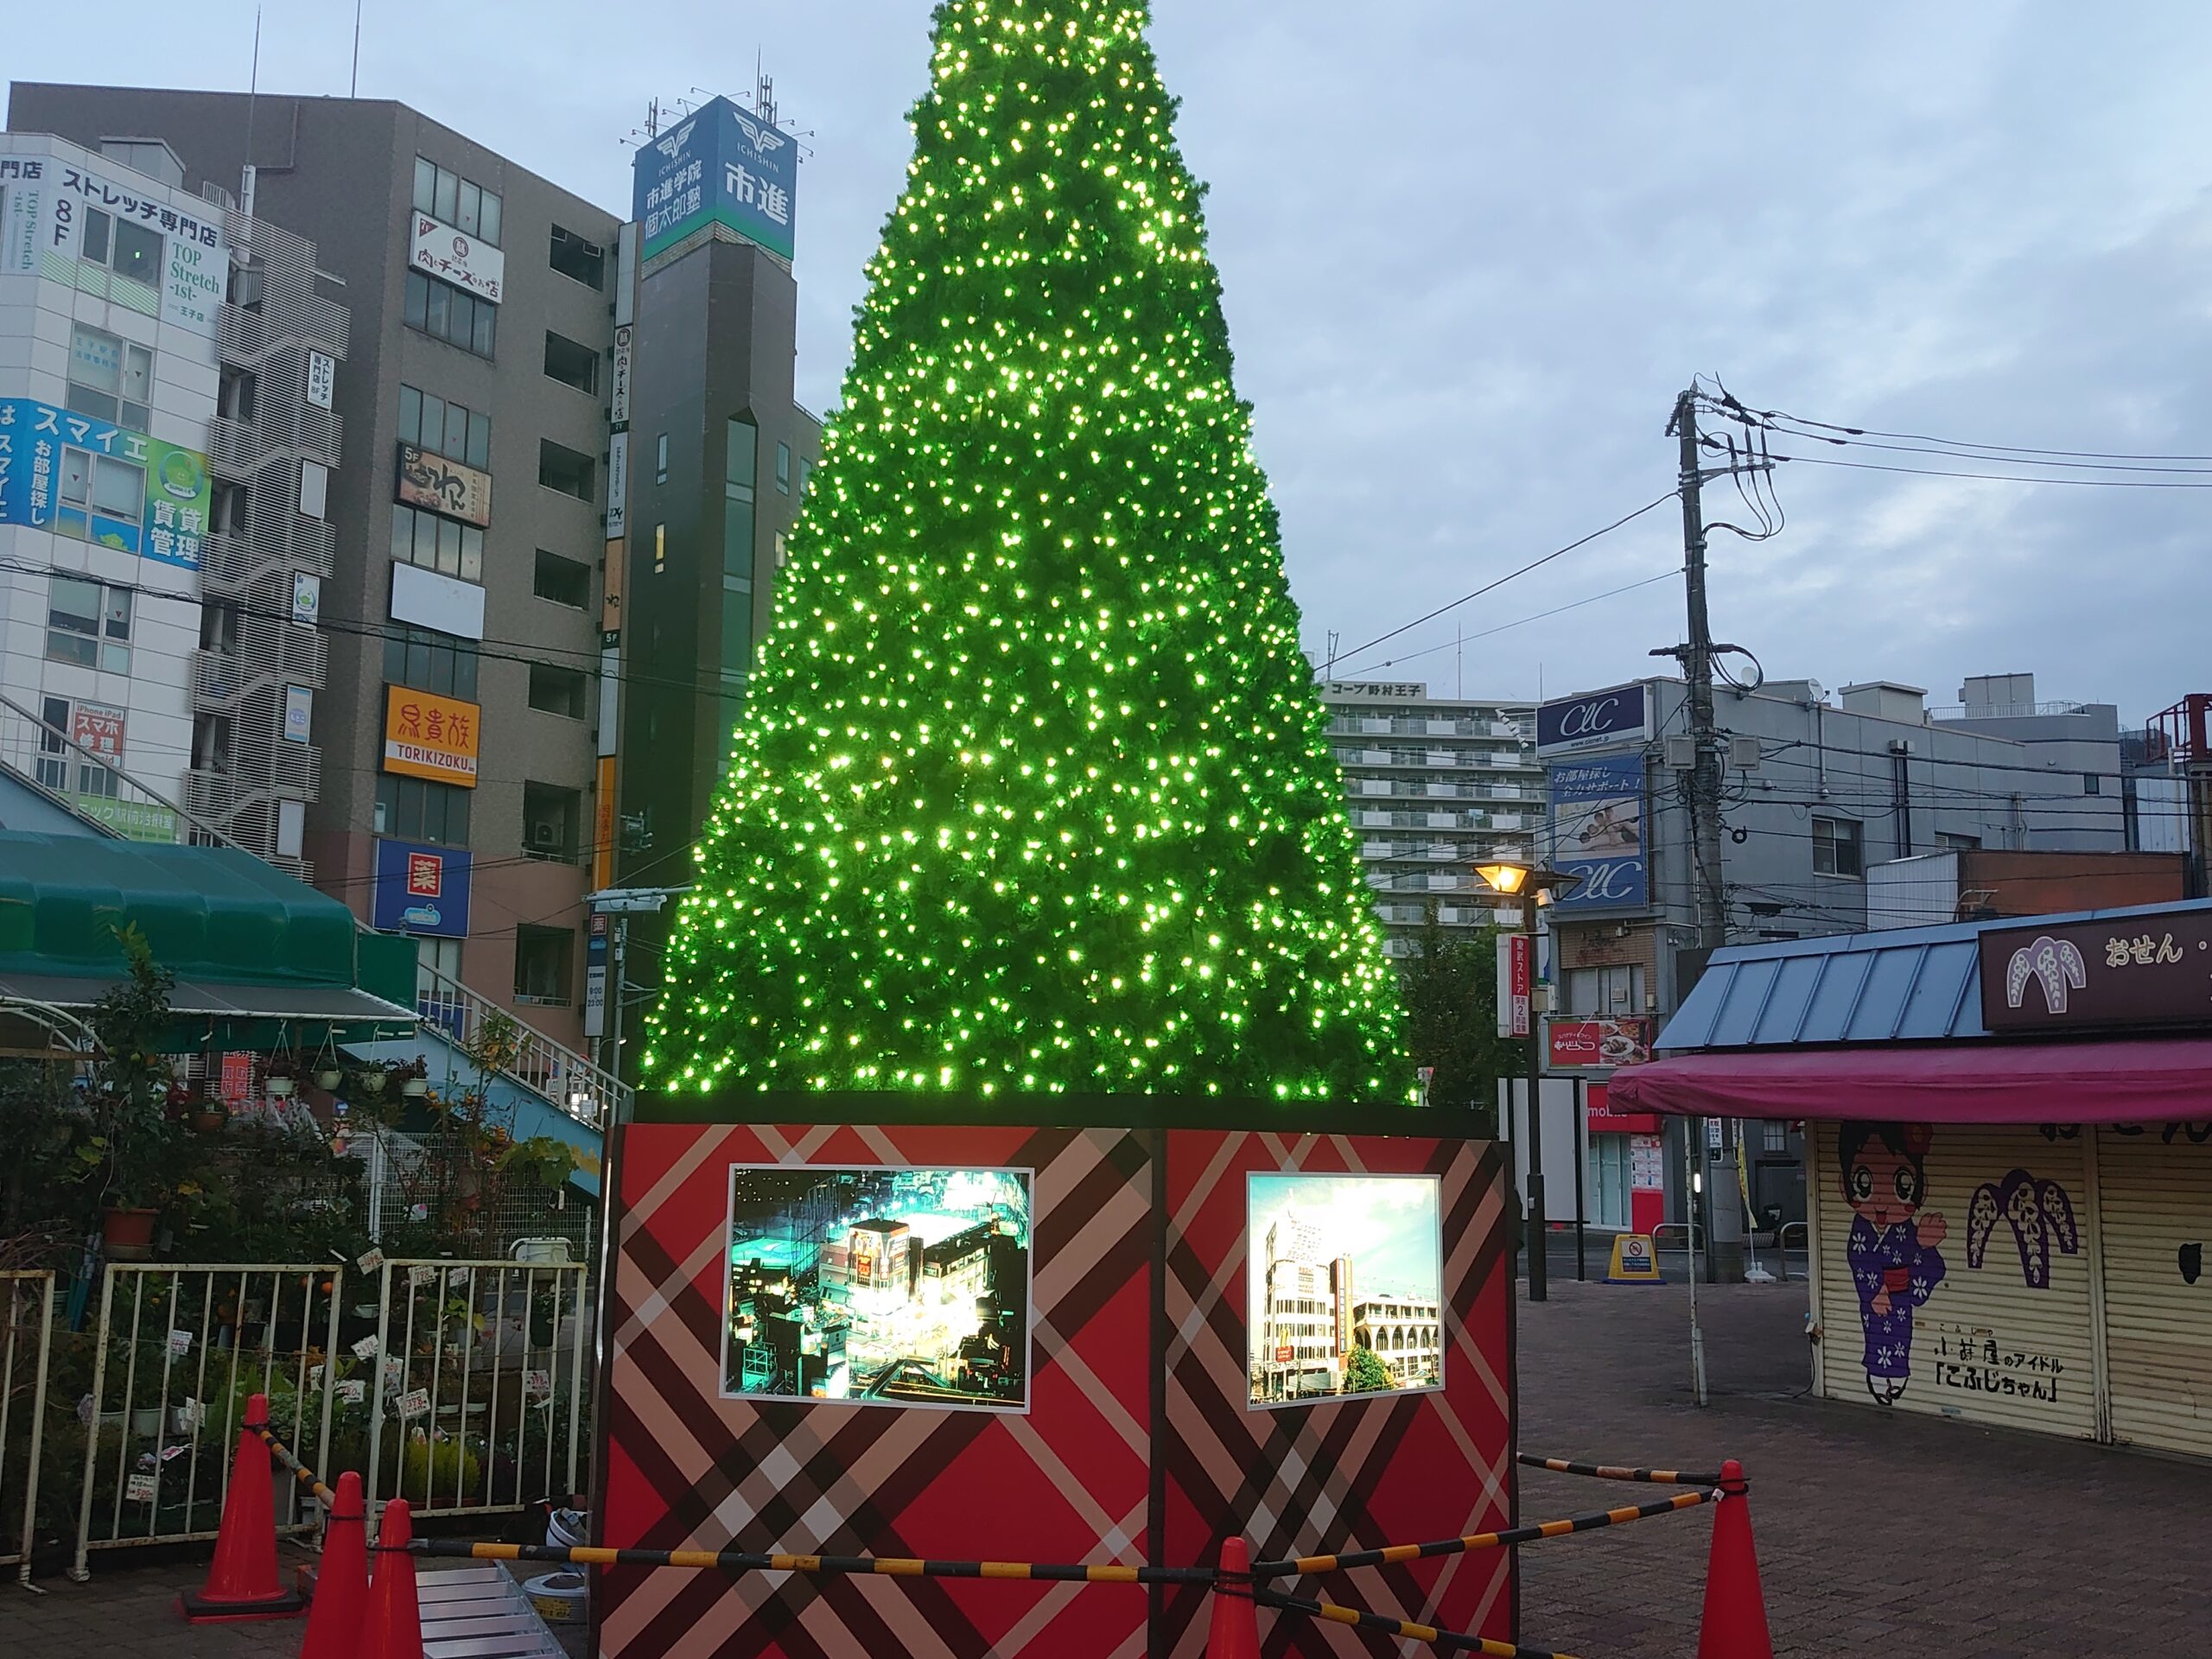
[15,2,2211,722]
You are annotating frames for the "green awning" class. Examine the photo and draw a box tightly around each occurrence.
[0,831,416,1051]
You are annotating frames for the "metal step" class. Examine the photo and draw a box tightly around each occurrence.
[417,1564,567,1659]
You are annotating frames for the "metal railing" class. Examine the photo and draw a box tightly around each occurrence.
[0,690,194,846]
[416,966,627,1129]
[2,1272,56,1586]
[363,1259,590,1529]
[1775,1221,1809,1281]
[73,1263,342,1579]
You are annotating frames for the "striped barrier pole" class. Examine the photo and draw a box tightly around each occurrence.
[405,1536,1217,1585]
[1245,1488,1712,1578]
[1253,1586,1583,1659]
[1516,1452,1722,1488]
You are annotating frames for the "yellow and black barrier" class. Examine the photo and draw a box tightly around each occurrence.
[1255,1586,1582,1659]
[1516,1452,1723,1488]
[254,1421,337,1507]
[1244,1487,1711,1578]
[405,1536,1219,1586]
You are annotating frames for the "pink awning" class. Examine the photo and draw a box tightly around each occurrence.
[1607,1038,2212,1125]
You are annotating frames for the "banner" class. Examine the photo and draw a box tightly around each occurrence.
[1497,934,1529,1039]
[396,443,493,526]
[1549,752,1648,912]
[0,397,209,569]
[1535,681,1649,759]
[372,838,473,937]
[633,96,798,262]
[1546,1015,1653,1072]
[382,686,480,787]
[409,211,504,302]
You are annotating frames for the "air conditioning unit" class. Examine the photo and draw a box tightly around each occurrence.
[1663,735,1696,770]
[531,820,563,849]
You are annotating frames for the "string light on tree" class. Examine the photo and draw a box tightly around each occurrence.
[645,0,1412,1102]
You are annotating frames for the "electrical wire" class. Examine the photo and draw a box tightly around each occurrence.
[1762,450,2212,489]
[1326,568,1683,677]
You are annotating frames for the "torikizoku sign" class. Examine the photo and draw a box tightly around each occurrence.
[632,96,797,263]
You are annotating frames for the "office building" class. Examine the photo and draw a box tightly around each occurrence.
[1317,678,1545,956]
[1350,1294,1442,1387]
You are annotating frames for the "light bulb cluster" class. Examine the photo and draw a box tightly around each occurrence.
[645,0,1413,1103]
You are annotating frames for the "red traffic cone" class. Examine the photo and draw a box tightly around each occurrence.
[180,1393,308,1621]
[360,1497,425,1659]
[1205,1535,1260,1659]
[1696,1459,1774,1659]
[300,1471,368,1659]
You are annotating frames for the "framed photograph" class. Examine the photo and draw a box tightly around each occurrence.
[720,1165,1033,1411]
[1246,1172,1445,1409]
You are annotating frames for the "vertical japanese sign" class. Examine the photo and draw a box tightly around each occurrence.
[632,96,798,263]
[1497,934,1530,1039]
[583,913,608,1040]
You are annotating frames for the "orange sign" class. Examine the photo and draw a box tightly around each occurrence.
[382,686,480,787]
[592,755,616,890]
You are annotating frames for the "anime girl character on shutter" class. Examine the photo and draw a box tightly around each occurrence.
[1840,1122,1948,1405]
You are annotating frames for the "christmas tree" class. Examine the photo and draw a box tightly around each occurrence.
[645,0,1410,1101]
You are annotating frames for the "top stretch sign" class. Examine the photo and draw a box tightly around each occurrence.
[632,96,797,264]
[1535,681,1651,759]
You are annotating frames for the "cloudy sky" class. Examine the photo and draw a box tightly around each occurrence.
[16,2,2210,721]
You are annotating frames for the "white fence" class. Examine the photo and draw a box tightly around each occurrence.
[2,1272,56,1586]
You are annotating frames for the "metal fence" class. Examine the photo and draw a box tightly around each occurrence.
[2,1272,56,1585]
[361,1257,591,1529]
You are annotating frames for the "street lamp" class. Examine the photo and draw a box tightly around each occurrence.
[1474,857,1580,1302]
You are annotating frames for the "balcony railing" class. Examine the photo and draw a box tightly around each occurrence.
[415,965,628,1129]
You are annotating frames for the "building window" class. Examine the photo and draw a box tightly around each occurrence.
[67,325,152,429]
[1762,1120,1790,1154]
[774,440,791,493]
[798,457,811,499]
[1936,831,1980,852]
[539,439,594,502]
[652,523,666,574]
[383,626,480,701]
[47,576,132,672]
[522,781,582,862]
[513,925,573,1004]
[725,416,757,581]
[549,225,604,289]
[1812,816,1864,879]
[374,774,472,846]
[527,663,587,719]
[389,503,485,582]
[2083,772,2101,796]
[55,448,148,553]
[404,270,497,358]
[543,331,599,395]
[79,206,162,289]
[412,156,502,246]
[533,549,590,608]
[655,432,669,485]
[35,696,69,793]
[397,384,491,469]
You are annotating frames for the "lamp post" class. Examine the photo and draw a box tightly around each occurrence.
[1475,858,1581,1303]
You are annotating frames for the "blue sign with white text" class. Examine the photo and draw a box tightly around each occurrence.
[1550,753,1649,912]
[632,96,797,263]
[372,838,474,938]
[1535,681,1650,758]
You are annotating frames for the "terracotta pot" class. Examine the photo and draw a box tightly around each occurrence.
[102,1206,159,1262]
[191,1109,225,1135]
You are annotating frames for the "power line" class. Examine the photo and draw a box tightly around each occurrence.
[1328,569,1683,677]
[1764,449,2212,490]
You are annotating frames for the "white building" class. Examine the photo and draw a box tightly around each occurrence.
[0,134,225,834]
[1318,679,1543,956]
[1351,1294,1442,1388]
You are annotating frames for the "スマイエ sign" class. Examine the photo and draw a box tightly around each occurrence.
[1535,681,1650,759]
[0,397,210,569]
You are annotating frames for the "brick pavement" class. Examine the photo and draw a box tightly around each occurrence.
[1512,1278,2212,1657]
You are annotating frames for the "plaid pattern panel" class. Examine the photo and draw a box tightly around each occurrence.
[1158,1131,1514,1657]
[601,1122,1157,1659]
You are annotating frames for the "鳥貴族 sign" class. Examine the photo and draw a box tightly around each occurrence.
[1979,906,2212,1032]
[1535,681,1650,758]
[382,686,480,787]
[632,95,798,263]
[372,839,473,938]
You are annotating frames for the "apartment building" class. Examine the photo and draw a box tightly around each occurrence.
[12,85,620,1053]
[1318,679,1545,956]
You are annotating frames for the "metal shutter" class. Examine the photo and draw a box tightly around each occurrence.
[2097,1126,2212,1458]
[1815,1122,2094,1438]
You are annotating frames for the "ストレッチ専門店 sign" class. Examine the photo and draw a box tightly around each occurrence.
[1979,906,2212,1032]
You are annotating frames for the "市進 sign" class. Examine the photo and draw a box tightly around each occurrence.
[396,443,493,527]
[408,211,504,302]
[1980,906,2212,1032]
[372,838,473,938]
[0,397,210,569]
[1548,753,1648,912]
[1535,681,1651,759]
[632,95,798,263]
[382,686,480,788]
[1546,1016,1653,1072]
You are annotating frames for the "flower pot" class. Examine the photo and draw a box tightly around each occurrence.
[402,1077,429,1097]
[102,1206,159,1262]
[265,1076,296,1098]
[191,1109,225,1135]
[315,1068,344,1091]
[358,1067,387,1095]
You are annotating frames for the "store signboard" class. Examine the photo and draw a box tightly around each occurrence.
[372,838,473,938]
[408,211,504,302]
[0,397,209,569]
[382,686,480,787]
[11,156,228,334]
[1549,753,1648,912]
[1497,933,1530,1039]
[1547,1015,1653,1073]
[396,443,493,527]
[633,95,797,262]
[1980,906,2212,1032]
[1535,681,1649,759]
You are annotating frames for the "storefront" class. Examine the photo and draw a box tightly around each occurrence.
[1613,900,2212,1460]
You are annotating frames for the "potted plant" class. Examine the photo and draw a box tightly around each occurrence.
[400,1056,431,1099]
[264,1054,298,1099]
[313,1033,344,1093]
[188,1090,226,1136]
[73,927,182,1260]
[355,1061,388,1098]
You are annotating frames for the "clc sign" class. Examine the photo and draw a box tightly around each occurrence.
[1535,682,1651,758]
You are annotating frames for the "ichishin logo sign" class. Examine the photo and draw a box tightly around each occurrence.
[1548,753,1648,912]
[632,95,798,263]
[1535,681,1651,759]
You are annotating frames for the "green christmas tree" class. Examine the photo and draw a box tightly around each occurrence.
[645,0,1410,1102]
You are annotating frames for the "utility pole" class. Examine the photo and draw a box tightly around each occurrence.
[1667,390,1745,1284]
[584,886,690,1121]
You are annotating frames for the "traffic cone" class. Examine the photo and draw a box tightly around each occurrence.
[300,1471,367,1659]
[1204,1535,1259,1659]
[1696,1459,1774,1659]
[179,1393,308,1621]
[360,1497,425,1659]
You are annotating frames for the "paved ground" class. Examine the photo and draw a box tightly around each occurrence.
[1514,1276,2212,1657]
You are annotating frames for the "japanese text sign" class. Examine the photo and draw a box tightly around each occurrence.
[1548,753,1648,912]
[1980,906,2212,1032]
[396,443,493,527]
[632,95,798,263]
[0,397,210,569]
[1547,1016,1653,1072]
[1497,933,1530,1039]
[408,212,504,302]
[70,702,125,763]
[372,837,474,937]
[11,157,227,334]
[382,686,480,788]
